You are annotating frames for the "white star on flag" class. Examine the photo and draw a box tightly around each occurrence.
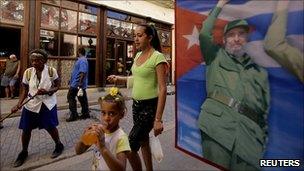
[183,26,199,50]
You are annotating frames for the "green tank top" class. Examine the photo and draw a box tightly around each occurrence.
[131,50,166,100]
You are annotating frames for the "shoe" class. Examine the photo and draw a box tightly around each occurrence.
[13,150,28,167]
[51,143,64,158]
[79,114,90,120]
[66,115,78,122]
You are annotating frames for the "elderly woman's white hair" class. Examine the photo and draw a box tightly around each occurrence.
[9,54,17,59]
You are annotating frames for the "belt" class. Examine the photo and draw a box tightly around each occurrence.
[133,97,158,105]
[208,91,262,126]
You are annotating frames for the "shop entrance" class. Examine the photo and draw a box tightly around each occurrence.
[105,38,134,85]
[0,27,21,98]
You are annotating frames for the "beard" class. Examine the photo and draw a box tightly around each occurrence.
[225,44,246,59]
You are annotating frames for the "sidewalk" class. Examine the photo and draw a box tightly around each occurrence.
[0,86,218,171]
[34,127,218,171]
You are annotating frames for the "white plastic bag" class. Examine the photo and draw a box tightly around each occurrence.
[77,88,83,97]
[149,132,164,163]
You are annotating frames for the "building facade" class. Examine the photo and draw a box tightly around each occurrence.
[0,0,174,89]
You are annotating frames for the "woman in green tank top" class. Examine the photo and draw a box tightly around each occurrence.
[107,23,168,171]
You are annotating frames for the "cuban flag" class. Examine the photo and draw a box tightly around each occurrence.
[176,0,303,169]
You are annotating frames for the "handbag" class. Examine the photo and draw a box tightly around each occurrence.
[149,132,164,163]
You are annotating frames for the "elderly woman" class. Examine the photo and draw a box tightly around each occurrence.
[11,49,64,167]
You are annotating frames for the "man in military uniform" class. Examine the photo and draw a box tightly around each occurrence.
[197,0,270,170]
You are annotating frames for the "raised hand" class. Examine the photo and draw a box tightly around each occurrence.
[217,0,230,8]
[107,75,117,84]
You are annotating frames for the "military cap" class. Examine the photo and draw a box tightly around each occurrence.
[224,19,250,34]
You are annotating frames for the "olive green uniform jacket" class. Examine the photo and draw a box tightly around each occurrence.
[197,7,270,168]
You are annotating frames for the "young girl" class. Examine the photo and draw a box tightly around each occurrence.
[75,87,131,171]
[107,24,167,171]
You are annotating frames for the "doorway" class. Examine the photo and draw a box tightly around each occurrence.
[105,38,134,85]
[0,27,21,98]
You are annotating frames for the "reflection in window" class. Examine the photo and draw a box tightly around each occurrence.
[106,60,115,82]
[61,1,77,9]
[121,22,133,38]
[42,0,60,5]
[106,39,115,59]
[107,18,120,37]
[41,4,59,29]
[107,10,128,20]
[159,31,170,46]
[79,4,97,15]
[40,30,59,56]
[59,34,77,57]
[78,36,96,58]
[126,43,134,75]
[0,0,24,24]
[79,13,97,34]
[162,46,171,60]
[61,9,77,32]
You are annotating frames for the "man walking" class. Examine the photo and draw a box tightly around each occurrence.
[66,47,90,122]
[197,0,270,170]
[1,54,20,99]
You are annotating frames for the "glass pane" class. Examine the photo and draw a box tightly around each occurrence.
[0,0,24,24]
[107,10,128,20]
[107,18,120,37]
[130,16,145,24]
[61,1,77,9]
[88,59,96,85]
[41,4,59,29]
[40,30,59,56]
[79,13,97,34]
[121,22,132,38]
[126,43,134,76]
[116,41,125,74]
[106,39,115,59]
[59,33,77,57]
[78,36,96,58]
[162,46,171,61]
[159,31,170,46]
[79,4,97,15]
[42,0,60,5]
[61,9,77,32]
[106,60,115,83]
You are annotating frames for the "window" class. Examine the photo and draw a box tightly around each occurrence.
[39,1,99,87]
[61,9,77,32]
[0,0,24,24]
[79,13,97,34]
[39,2,98,57]
[79,4,97,15]
[78,36,96,58]
[59,34,77,56]
[40,30,59,56]
[42,0,60,6]
[41,4,59,29]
